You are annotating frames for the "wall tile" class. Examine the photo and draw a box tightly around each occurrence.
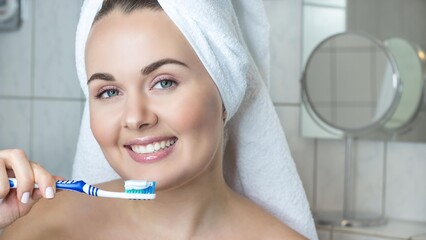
[386,142,426,222]
[264,0,302,104]
[413,234,426,240]
[352,141,385,215]
[304,0,346,8]
[332,219,426,240]
[0,1,32,97]
[32,100,82,179]
[0,99,31,152]
[317,228,331,240]
[316,139,384,216]
[302,5,346,64]
[401,0,426,47]
[33,0,83,98]
[316,139,345,212]
[275,105,315,206]
[332,231,395,240]
[347,0,426,47]
[302,0,426,228]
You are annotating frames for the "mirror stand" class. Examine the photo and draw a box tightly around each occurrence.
[314,136,387,227]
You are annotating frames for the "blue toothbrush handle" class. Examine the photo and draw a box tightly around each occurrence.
[56,180,100,196]
[55,180,87,193]
[8,178,90,194]
[9,179,15,188]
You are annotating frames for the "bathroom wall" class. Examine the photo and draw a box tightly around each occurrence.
[264,0,426,239]
[0,0,84,179]
[1,0,426,239]
[347,0,426,48]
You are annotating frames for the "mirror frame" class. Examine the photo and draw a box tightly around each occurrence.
[301,32,403,136]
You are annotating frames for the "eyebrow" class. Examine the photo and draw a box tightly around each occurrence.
[87,58,189,85]
[142,58,188,75]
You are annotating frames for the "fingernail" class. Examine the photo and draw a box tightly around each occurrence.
[0,198,3,204]
[21,192,30,204]
[45,187,54,199]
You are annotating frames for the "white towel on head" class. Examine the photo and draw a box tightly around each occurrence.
[72,0,317,239]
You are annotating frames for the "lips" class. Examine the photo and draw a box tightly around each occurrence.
[124,137,177,163]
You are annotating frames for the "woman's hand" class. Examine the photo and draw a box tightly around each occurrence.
[0,149,58,229]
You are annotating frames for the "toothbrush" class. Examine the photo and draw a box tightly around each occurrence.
[8,178,156,200]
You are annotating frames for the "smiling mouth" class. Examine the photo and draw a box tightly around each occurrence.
[127,138,177,154]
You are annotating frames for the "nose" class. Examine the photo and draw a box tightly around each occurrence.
[122,95,158,130]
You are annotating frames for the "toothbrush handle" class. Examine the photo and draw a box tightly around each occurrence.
[8,178,89,194]
[8,178,18,188]
[55,180,87,193]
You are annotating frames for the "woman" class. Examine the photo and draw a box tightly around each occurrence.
[0,0,316,239]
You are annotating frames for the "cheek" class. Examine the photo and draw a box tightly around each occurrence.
[171,88,222,134]
[89,102,121,148]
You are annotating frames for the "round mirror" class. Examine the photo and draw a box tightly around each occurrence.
[301,32,401,134]
[382,38,424,130]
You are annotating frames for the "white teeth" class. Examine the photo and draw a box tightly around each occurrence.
[146,144,154,153]
[154,142,160,151]
[131,139,176,154]
[137,145,146,153]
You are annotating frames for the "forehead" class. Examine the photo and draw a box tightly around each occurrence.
[85,9,198,71]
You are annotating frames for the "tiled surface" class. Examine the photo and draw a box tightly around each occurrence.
[385,142,426,222]
[302,4,346,64]
[331,232,392,240]
[317,228,331,240]
[0,1,83,180]
[264,0,302,104]
[315,139,385,215]
[300,2,347,139]
[413,234,426,240]
[33,0,84,98]
[335,52,374,104]
[298,0,426,233]
[332,220,426,240]
[347,0,426,46]
[32,100,82,179]
[0,99,31,153]
[304,0,346,7]
[317,220,426,240]
[352,141,385,214]
[316,139,345,212]
[0,1,32,97]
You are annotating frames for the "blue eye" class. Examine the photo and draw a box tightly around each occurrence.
[98,88,120,99]
[153,80,176,89]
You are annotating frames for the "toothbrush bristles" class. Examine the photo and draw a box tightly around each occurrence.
[124,180,156,195]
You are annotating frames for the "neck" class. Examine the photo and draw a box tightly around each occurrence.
[121,157,235,238]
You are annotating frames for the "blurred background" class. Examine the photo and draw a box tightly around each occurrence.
[0,0,84,179]
[1,1,426,239]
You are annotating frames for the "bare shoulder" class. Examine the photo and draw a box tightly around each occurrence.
[230,193,308,240]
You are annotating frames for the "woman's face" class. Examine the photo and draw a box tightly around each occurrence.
[85,9,225,190]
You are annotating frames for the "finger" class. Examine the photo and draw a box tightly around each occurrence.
[0,160,10,199]
[6,168,15,178]
[1,149,35,204]
[31,162,56,199]
[31,188,44,202]
[28,175,65,202]
[54,176,65,181]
